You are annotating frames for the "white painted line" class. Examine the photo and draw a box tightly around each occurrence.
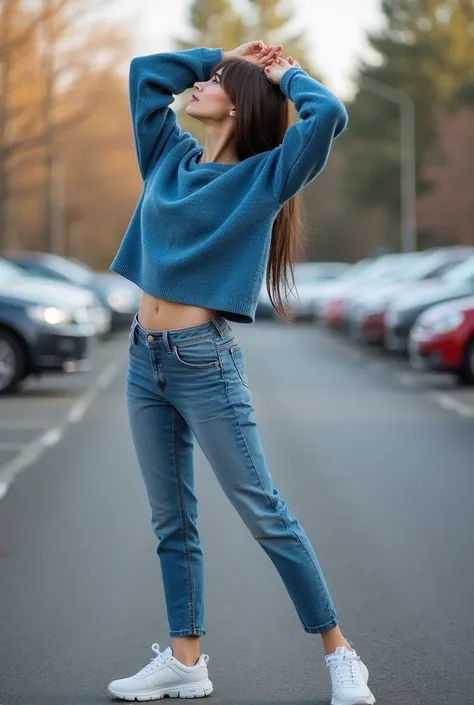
[0,481,8,501]
[67,391,95,424]
[68,360,121,423]
[41,428,64,447]
[0,436,46,490]
[98,360,122,390]
[0,442,28,451]
[431,392,474,419]
[0,358,124,503]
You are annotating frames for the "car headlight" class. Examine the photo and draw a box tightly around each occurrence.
[419,311,465,335]
[107,290,135,313]
[27,306,74,326]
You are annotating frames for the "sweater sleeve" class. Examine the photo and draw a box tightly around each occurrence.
[129,47,223,179]
[269,68,348,204]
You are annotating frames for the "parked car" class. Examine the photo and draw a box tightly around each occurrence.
[319,253,419,330]
[385,256,474,353]
[347,247,474,344]
[0,259,95,394]
[3,252,140,331]
[0,257,109,335]
[409,296,474,384]
[312,259,374,322]
[255,261,349,320]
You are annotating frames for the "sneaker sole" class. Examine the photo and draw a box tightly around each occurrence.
[331,697,375,705]
[107,679,214,701]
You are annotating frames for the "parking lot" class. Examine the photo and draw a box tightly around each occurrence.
[324,325,474,419]
[1,320,473,705]
[1,322,473,506]
[0,334,128,502]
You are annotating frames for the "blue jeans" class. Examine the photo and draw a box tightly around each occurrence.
[126,313,338,638]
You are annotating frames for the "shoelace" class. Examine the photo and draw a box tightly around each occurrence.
[326,648,361,687]
[135,644,171,678]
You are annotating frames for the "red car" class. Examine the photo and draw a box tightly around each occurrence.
[408,296,474,384]
[320,297,346,329]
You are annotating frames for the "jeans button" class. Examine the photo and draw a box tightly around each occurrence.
[147,335,154,343]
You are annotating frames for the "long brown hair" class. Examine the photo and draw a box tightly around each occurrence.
[212,58,304,321]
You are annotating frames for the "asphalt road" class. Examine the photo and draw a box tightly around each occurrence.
[1,322,473,705]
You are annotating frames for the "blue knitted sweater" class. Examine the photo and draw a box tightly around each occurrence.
[110,48,348,323]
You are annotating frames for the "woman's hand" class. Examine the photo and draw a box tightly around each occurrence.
[224,41,283,68]
[265,56,301,85]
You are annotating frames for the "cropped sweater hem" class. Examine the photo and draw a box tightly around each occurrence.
[110,259,255,324]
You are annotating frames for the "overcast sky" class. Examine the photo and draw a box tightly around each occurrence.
[108,0,383,97]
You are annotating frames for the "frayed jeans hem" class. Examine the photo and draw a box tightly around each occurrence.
[303,617,339,634]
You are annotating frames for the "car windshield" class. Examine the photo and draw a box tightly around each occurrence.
[381,253,436,282]
[41,255,93,285]
[442,257,474,285]
[0,259,28,285]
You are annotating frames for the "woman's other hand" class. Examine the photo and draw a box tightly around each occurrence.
[224,41,283,68]
[264,56,301,85]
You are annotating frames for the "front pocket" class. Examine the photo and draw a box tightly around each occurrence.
[229,345,249,387]
[173,343,220,369]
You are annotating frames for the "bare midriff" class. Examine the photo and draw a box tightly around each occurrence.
[138,292,217,331]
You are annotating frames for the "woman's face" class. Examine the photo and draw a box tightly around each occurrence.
[185,70,235,123]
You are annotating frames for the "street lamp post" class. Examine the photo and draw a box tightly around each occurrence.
[359,76,417,253]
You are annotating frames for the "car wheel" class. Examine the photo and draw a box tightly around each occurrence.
[0,330,27,395]
[458,337,474,386]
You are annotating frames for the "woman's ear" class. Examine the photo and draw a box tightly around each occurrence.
[230,108,236,118]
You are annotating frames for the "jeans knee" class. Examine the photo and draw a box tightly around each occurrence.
[239,500,288,540]
[151,510,198,542]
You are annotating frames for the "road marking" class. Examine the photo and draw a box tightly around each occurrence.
[431,392,474,419]
[41,428,64,447]
[0,358,123,503]
[67,360,121,423]
[98,360,121,390]
[67,389,96,424]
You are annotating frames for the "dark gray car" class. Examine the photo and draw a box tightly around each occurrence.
[0,260,95,394]
[3,252,140,331]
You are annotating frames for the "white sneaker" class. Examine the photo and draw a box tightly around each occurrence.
[107,644,213,701]
[325,646,375,705]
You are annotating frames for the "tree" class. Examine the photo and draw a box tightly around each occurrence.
[345,0,474,250]
[0,0,128,252]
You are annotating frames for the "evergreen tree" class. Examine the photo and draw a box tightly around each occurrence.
[344,0,474,249]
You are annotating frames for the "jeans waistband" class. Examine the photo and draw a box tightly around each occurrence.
[131,313,232,350]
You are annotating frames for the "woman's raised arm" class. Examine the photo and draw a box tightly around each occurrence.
[264,58,349,204]
[129,48,223,179]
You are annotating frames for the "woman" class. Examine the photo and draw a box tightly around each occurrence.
[108,40,375,705]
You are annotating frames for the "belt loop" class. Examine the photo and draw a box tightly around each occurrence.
[163,330,172,353]
[211,315,226,338]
